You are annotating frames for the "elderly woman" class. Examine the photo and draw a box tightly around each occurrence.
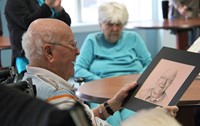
[74,2,152,126]
[75,2,151,82]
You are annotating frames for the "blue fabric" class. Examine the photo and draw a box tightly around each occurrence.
[16,57,29,74]
[75,31,151,125]
[75,31,152,82]
[37,0,44,6]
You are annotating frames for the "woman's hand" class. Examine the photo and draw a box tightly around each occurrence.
[45,0,62,12]
[177,5,189,18]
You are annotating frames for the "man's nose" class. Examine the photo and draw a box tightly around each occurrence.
[162,80,167,86]
[76,48,80,56]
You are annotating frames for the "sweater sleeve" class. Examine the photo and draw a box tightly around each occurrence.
[74,34,101,82]
[132,32,152,73]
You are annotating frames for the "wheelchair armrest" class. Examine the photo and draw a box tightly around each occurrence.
[0,67,17,84]
[74,77,85,85]
[6,78,36,97]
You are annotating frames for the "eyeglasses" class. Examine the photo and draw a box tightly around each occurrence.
[47,40,77,49]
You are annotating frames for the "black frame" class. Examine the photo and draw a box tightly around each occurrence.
[123,47,200,111]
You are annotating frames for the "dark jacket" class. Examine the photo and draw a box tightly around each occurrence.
[4,0,71,63]
[0,85,76,126]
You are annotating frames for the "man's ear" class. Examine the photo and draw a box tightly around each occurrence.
[47,48,52,55]
[43,44,53,61]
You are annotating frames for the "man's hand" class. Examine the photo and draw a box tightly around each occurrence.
[107,82,138,112]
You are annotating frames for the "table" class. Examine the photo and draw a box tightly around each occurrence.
[77,74,200,105]
[128,18,200,50]
[77,74,200,126]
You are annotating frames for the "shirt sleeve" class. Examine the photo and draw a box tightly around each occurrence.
[74,34,101,82]
[46,89,79,110]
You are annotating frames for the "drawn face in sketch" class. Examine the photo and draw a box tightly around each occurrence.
[153,69,177,95]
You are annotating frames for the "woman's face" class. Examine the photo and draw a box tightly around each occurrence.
[100,22,124,43]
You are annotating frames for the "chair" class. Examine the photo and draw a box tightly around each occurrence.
[0,66,17,84]
[0,66,36,96]
[5,78,36,97]
[74,77,85,85]
[0,85,92,126]
[5,81,91,125]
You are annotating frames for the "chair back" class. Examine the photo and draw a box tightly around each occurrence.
[6,78,36,97]
[0,67,17,84]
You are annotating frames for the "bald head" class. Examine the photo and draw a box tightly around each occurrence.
[22,18,73,62]
[163,68,177,80]
[27,18,71,37]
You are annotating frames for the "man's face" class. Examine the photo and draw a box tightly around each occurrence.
[154,70,177,94]
[155,76,174,94]
[100,22,124,43]
[52,32,79,80]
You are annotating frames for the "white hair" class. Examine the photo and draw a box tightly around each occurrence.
[22,21,63,61]
[163,68,177,80]
[121,108,182,126]
[98,2,129,25]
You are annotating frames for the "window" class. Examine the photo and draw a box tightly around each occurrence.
[62,0,153,25]
[81,0,152,23]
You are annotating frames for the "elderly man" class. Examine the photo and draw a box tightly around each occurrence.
[22,18,178,126]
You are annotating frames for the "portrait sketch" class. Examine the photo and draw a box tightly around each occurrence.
[135,59,195,106]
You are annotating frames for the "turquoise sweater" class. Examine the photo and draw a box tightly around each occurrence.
[75,31,152,82]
